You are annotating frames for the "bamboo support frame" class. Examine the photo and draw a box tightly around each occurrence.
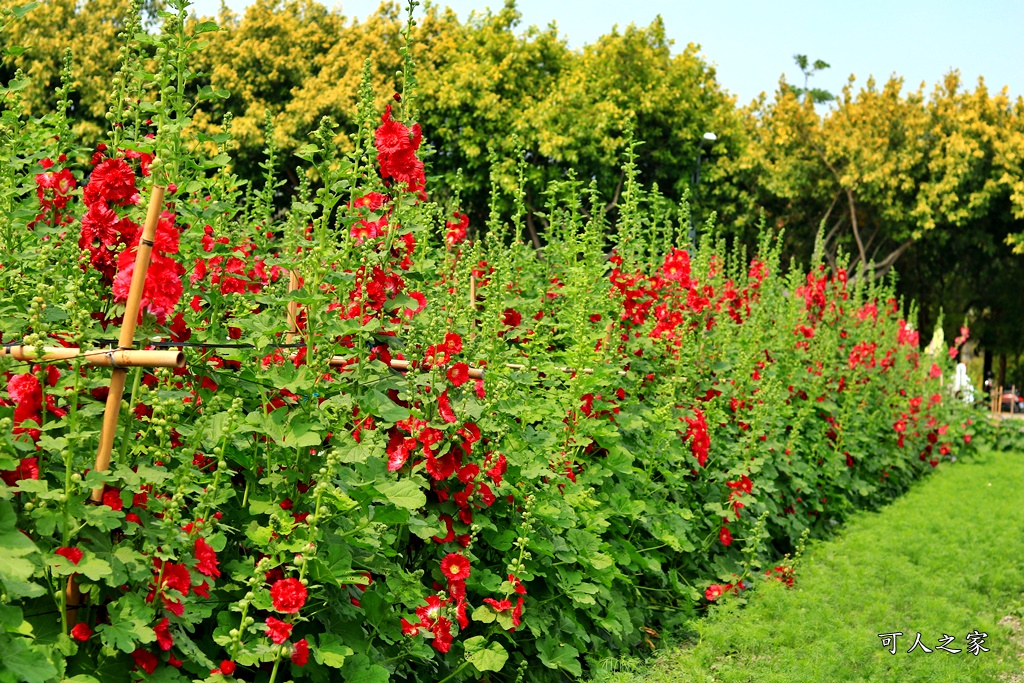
[0,346,184,368]
[90,186,166,503]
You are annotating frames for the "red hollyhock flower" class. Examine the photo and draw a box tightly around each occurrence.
[8,373,42,414]
[70,623,92,642]
[374,105,427,199]
[458,422,481,444]
[684,408,711,467]
[102,487,124,511]
[457,463,480,484]
[508,573,527,595]
[444,332,463,354]
[291,638,309,666]
[432,515,456,544]
[719,526,733,546]
[416,595,447,625]
[270,578,307,614]
[55,547,83,565]
[154,561,192,597]
[512,596,524,627]
[112,251,184,324]
[661,247,691,285]
[726,475,753,494]
[194,537,220,578]
[131,648,158,674]
[148,559,191,616]
[351,215,388,244]
[431,616,454,653]
[445,212,469,246]
[154,617,173,650]
[705,584,725,601]
[437,390,457,424]
[401,617,421,636]
[1,457,39,486]
[502,308,522,328]
[84,158,138,207]
[211,660,236,675]
[353,191,389,212]
[455,597,468,629]
[483,597,512,611]
[440,552,471,582]
[446,363,470,387]
[78,206,132,278]
[387,443,409,471]
[265,616,293,644]
[404,291,427,319]
[424,452,457,481]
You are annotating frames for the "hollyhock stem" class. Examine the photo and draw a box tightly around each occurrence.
[267,653,283,683]
[436,661,469,683]
[117,366,143,465]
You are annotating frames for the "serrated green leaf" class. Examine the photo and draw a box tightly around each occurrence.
[314,633,353,668]
[375,479,425,510]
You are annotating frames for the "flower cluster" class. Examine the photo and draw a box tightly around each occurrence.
[375,104,426,200]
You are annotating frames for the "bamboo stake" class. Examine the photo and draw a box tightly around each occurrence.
[90,185,165,503]
[383,358,484,380]
[286,269,300,344]
[469,274,477,309]
[0,346,183,368]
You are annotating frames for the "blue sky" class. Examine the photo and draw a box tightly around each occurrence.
[188,0,1024,106]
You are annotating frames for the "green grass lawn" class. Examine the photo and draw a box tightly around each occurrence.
[591,450,1024,683]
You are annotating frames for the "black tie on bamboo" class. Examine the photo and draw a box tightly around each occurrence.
[90,185,167,503]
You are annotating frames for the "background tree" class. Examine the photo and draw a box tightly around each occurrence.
[3,0,1024,366]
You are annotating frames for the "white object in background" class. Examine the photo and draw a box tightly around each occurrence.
[952,362,975,404]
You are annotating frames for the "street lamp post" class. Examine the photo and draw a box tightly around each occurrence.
[689,131,717,248]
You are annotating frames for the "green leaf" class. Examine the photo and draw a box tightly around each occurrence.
[4,76,30,92]
[285,420,322,448]
[0,555,41,599]
[336,438,371,464]
[0,637,58,683]
[11,2,39,18]
[470,604,496,624]
[370,390,410,423]
[74,556,113,582]
[173,627,216,669]
[314,633,353,668]
[97,596,156,653]
[339,654,388,682]
[538,640,582,677]
[375,479,425,510]
[463,636,508,673]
